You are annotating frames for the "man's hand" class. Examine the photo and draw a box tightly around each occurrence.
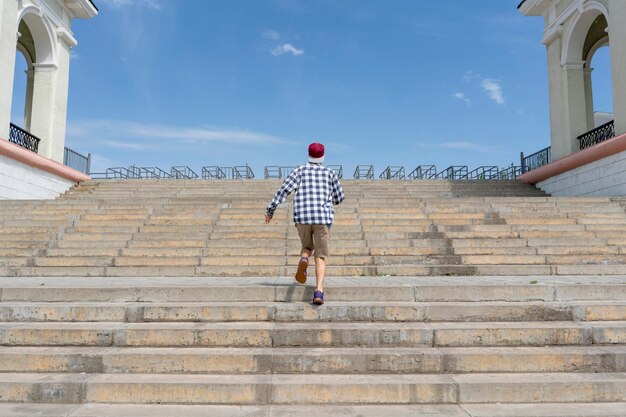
[265,214,273,224]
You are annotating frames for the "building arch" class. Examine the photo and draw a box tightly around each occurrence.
[17,6,56,67]
[561,1,609,67]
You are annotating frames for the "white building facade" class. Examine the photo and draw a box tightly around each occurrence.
[0,0,97,163]
[519,0,626,160]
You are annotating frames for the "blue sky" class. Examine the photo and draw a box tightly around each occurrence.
[11,0,613,176]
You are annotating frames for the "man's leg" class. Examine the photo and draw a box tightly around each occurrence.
[295,225,314,284]
[315,256,326,292]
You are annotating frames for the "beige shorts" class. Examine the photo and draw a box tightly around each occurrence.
[296,224,330,259]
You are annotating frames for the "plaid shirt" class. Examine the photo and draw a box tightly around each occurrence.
[266,163,345,225]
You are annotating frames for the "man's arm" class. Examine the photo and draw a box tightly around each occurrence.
[331,173,345,205]
[265,168,300,222]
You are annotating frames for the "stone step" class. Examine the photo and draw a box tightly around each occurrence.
[0,321,621,347]
[1,300,624,323]
[1,278,623,302]
[0,346,623,374]
[0,403,623,417]
[0,372,623,405]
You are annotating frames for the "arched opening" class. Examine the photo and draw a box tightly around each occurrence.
[12,18,37,132]
[11,51,29,129]
[582,13,612,130]
[589,45,612,126]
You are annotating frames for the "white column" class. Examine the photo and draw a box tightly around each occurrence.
[583,67,595,130]
[29,64,56,159]
[49,37,72,163]
[0,0,19,140]
[24,68,34,131]
[545,37,569,160]
[608,1,626,136]
[562,62,589,155]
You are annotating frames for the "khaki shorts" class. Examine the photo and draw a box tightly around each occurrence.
[296,224,331,259]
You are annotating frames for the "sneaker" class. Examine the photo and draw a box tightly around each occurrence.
[295,257,308,284]
[312,290,324,305]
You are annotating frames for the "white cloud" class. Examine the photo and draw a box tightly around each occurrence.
[263,30,280,40]
[70,52,79,60]
[102,140,157,151]
[481,79,505,105]
[452,92,471,107]
[271,43,304,56]
[67,120,288,146]
[105,0,161,10]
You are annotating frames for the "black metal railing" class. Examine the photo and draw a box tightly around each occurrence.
[264,166,295,179]
[521,146,551,173]
[233,165,255,179]
[63,147,90,174]
[408,165,437,179]
[467,166,499,180]
[327,165,343,179]
[90,167,131,179]
[353,165,374,179]
[435,166,468,180]
[498,165,522,179]
[202,166,226,179]
[139,166,171,179]
[171,166,198,179]
[578,120,615,150]
[9,123,40,153]
[379,166,405,180]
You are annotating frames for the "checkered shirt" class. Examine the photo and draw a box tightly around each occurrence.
[266,163,345,225]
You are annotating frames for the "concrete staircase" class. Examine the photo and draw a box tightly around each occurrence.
[0,276,623,415]
[0,179,625,415]
[1,179,626,277]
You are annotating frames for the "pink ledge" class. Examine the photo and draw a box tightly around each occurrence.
[0,138,90,183]
[519,132,626,185]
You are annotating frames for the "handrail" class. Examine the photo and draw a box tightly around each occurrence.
[353,165,374,179]
[499,165,522,179]
[467,166,499,180]
[139,167,171,179]
[435,166,468,180]
[63,147,90,174]
[379,166,405,180]
[233,165,255,179]
[9,123,40,153]
[521,146,552,173]
[408,165,436,179]
[578,120,615,150]
[327,165,343,179]
[171,166,198,179]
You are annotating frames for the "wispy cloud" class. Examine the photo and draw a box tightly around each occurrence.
[481,79,505,105]
[67,120,289,147]
[105,0,162,10]
[462,71,506,105]
[263,30,280,40]
[271,43,304,57]
[452,92,471,107]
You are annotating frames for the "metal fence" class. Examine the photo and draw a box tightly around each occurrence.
[171,166,199,179]
[90,164,532,181]
[521,147,551,174]
[353,165,374,179]
[9,123,40,153]
[467,166,499,180]
[578,120,615,150]
[379,166,405,180]
[327,165,343,179]
[64,147,91,174]
[435,166,468,180]
[408,165,436,179]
